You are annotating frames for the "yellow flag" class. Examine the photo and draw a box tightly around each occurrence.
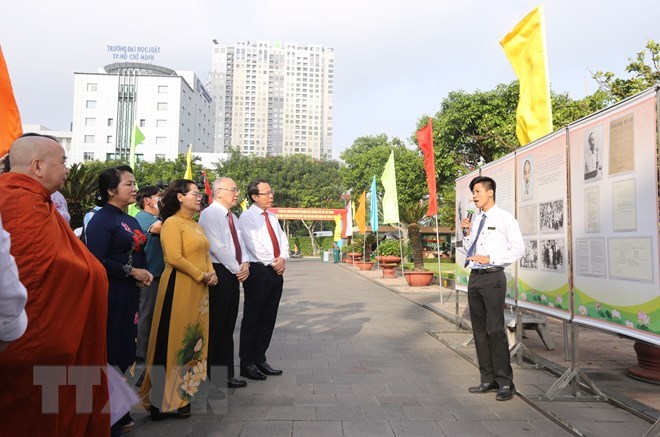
[333,214,342,242]
[355,191,367,234]
[381,151,399,224]
[240,198,248,211]
[184,144,193,179]
[500,6,552,145]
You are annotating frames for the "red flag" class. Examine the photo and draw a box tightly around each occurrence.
[0,46,22,157]
[416,119,437,217]
[202,170,212,200]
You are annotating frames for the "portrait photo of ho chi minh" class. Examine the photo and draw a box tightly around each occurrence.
[521,158,533,201]
[540,239,565,272]
[539,200,564,233]
[520,239,538,269]
[584,126,604,182]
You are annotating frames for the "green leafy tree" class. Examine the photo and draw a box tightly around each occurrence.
[593,40,660,103]
[216,149,344,254]
[416,81,609,228]
[399,201,428,271]
[60,163,101,229]
[135,154,205,187]
[339,134,426,207]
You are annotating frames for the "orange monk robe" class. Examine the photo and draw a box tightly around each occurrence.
[0,173,110,436]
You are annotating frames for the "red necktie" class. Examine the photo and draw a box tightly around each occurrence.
[263,211,281,258]
[227,212,242,265]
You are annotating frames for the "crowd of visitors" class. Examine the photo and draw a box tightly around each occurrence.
[0,134,288,435]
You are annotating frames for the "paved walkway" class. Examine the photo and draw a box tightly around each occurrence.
[129,258,657,436]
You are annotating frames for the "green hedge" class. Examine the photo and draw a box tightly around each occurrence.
[288,236,336,256]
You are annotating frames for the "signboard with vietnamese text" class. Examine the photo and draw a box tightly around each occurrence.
[107,44,161,62]
[267,208,344,221]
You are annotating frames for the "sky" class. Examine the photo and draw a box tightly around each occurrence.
[1,0,658,160]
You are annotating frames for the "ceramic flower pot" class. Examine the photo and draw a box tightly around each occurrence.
[628,341,660,382]
[354,261,374,271]
[404,271,434,287]
[380,255,401,264]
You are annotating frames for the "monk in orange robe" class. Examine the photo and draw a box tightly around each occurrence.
[0,134,110,436]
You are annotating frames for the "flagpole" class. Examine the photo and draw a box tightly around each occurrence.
[435,213,443,305]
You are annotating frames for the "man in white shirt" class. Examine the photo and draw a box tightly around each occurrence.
[199,177,250,389]
[0,213,27,352]
[237,179,289,380]
[461,176,524,401]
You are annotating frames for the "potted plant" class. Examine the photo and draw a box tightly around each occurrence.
[400,201,434,287]
[351,234,376,270]
[375,239,402,264]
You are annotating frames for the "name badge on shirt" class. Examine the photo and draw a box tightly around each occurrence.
[488,226,496,230]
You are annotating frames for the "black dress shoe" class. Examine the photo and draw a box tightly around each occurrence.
[228,377,247,388]
[496,385,515,401]
[149,406,173,421]
[468,382,499,393]
[120,413,134,433]
[175,403,191,419]
[256,361,282,375]
[240,364,267,380]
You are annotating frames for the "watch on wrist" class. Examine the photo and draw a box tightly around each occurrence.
[123,264,133,277]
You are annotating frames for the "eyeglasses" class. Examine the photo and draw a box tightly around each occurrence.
[186,191,203,199]
[256,190,275,196]
[218,187,241,193]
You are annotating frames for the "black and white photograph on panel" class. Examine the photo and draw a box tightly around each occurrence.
[584,125,604,182]
[540,239,565,272]
[520,239,538,269]
[539,200,564,233]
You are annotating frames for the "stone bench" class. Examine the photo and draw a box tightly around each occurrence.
[504,311,555,350]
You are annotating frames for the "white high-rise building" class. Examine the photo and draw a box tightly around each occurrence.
[70,63,214,164]
[210,41,334,159]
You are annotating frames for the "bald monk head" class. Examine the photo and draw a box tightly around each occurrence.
[8,134,68,194]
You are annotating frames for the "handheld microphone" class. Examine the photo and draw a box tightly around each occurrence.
[463,209,475,236]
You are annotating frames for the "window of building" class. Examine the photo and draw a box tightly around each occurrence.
[106,153,116,160]
[139,119,146,127]
[106,135,113,144]
[157,102,168,111]
[155,154,165,160]
[87,83,97,92]
[84,135,95,143]
[158,85,168,93]
[83,152,94,161]
[86,100,96,109]
[155,137,166,145]
[85,117,95,126]
[107,118,114,127]
[156,119,167,128]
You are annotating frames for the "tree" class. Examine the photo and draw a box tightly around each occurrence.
[135,154,205,187]
[430,83,520,178]
[60,163,101,229]
[216,150,345,254]
[416,81,609,228]
[339,134,426,207]
[399,201,428,272]
[593,40,660,103]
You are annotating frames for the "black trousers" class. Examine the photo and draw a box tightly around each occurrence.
[208,263,240,381]
[239,263,283,367]
[467,270,513,387]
